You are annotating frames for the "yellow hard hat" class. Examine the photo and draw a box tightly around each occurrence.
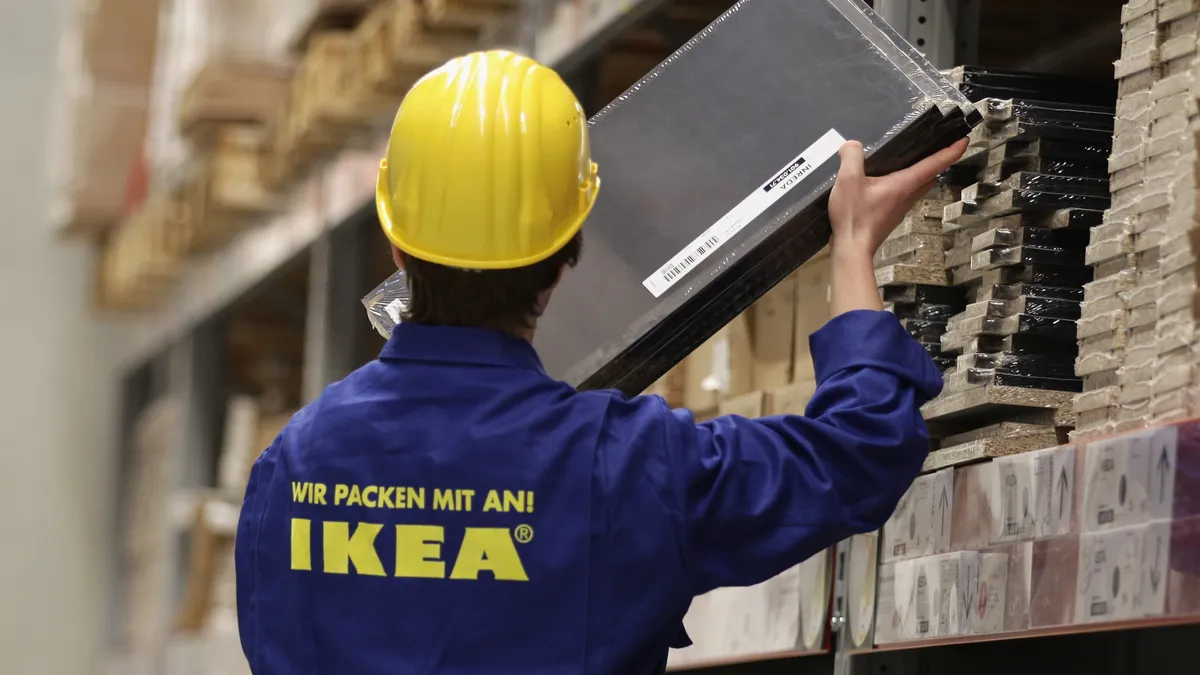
[376,50,600,270]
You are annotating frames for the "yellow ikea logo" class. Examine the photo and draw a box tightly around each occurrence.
[290,519,529,581]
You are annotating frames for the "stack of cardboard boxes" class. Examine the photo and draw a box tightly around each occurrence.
[663,257,834,667]
[875,419,1200,644]
[656,253,832,422]
[48,0,161,235]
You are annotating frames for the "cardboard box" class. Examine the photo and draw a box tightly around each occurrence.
[950,462,1000,551]
[642,365,685,408]
[993,455,1038,543]
[847,532,881,649]
[1080,425,1177,531]
[1029,536,1081,629]
[969,445,1077,545]
[793,255,832,382]
[797,548,832,651]
[535,0,974,394]
[874,562,906,643]
[1074,522,1170,623]
[881,551,982,641]
[882,468,954,563]
[217,395,261,493]
[718,390,766,419]
[681,314,753,413]
[974,551,1009,635]
[764,379,818,416]
[751,274,797,390]
[1166,515,1200,616]
[1033,445,1077,538]
[671,591,719,667]
[996,542,1031,631]
[927,552,979,638]
[722,565,805,656]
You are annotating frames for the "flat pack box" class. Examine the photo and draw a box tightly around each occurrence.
[534,0,975,394]
[881,468,955,563]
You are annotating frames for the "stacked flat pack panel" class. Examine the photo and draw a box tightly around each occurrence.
[875,186,967,374]
[534,0,977,394]
[1074,0,1200,441]
[1148,2,1200,428]
[922,69,1116,459]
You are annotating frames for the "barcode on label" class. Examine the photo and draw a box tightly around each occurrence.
[658,236,721,285]
[641,128,846,298]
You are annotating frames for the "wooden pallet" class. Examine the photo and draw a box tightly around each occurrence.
[96,193,191,311]
[175,500,237,634]
[421,0,520,32]
[346,2,416,121]
[385,0,478,76]
[177,61,292,141]
[185,124,281,252]
[284,33,354,164]
[289,0,383,54]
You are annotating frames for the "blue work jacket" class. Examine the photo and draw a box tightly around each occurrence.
[236,309,941,674]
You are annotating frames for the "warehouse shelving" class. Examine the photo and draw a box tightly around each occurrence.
[104,0,1200,673]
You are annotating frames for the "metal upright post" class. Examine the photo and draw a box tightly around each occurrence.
[303,221,368,403]
[872,0,980,69]
[149,321,224,672]
[520,0,543,58]
[175,319,225,488]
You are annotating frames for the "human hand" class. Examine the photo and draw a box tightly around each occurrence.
[827,138,969,259]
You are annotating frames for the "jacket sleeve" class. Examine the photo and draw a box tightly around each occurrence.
[236,438,281,672]
[661,309,942,595]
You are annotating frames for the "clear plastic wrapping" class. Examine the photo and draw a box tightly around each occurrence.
[963,352,1077,380]
[362,269,410,339]
[942,66,1118,107]
[972,225,1090,253]
[962,295,1082,321]
[956,313,1078,340]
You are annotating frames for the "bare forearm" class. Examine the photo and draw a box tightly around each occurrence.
[829,245,883,316]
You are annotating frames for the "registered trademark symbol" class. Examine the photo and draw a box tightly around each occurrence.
[514,524,534,544]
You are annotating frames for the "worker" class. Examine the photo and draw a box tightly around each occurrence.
[235,50,967,674]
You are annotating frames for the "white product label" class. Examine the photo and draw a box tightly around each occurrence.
[995,454,1037,542]
[384,298,405,323]
[1034,445,1076,539]
[641,128,846,297]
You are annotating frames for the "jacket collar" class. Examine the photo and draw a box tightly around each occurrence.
[380,323,546,373]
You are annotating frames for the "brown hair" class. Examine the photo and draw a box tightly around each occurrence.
[399,233,583,333]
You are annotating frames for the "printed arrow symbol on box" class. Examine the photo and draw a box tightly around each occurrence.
[1158,446,1171,503]
[1058,466,1069,519]
[939,485,949,536]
